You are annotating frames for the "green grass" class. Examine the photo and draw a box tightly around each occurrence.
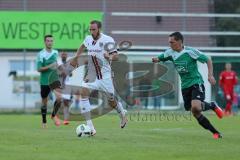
[0,113,239,160]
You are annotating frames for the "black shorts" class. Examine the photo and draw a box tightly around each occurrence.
[181,84,205,111]
[40,81,61,99]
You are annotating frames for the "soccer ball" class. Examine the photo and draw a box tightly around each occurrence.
[76,124,91,137]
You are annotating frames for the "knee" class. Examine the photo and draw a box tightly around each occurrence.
[54,92,62,103]
[56,97,62,102]
[54,93,62,102]
[191,103,201,117]
[42,98,48,105]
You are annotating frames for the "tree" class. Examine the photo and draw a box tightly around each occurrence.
[214,0,240,46]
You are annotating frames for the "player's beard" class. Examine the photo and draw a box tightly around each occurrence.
[92,31,100,40]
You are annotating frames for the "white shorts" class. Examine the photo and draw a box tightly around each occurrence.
[81,78,115,99]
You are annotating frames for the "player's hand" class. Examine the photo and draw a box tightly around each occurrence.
[208,75,216,85]
[104,53,110,60]
[70,56,79,68]
[152,57,160,63]
[47,62,58,69]
[39,62,58,72]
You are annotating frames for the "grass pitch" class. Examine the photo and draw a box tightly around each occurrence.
[0,112,239,160]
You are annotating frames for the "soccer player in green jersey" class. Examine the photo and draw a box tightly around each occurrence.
[152,32,223,139]
[36,35,62,128]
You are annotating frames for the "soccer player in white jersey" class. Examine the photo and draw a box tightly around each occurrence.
[71,20,128,135]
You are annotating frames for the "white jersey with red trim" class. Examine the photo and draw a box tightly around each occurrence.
[83,33,117,80]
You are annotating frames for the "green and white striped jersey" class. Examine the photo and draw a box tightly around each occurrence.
[158,46,209,89]
[36,49,59,85]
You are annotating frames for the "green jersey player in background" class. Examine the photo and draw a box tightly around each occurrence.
[36,34,62,128]
[152,32,223,139]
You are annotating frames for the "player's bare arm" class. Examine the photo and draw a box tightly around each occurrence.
[70,44,86,67]
[76,44,86,57]
[37,66,49,72]
[206,58,216,85]
[37,62,58,72]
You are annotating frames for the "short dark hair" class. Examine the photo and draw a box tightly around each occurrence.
[90,20,102,29]
[44,34,53,41]
[169,32,184,42]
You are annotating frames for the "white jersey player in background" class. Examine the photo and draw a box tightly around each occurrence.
[71,20,128,136]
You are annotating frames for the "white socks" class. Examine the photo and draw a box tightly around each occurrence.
[80,98,95,130]
[86,119,95,131]
[115,102,125,117]
[80,98,91,113]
